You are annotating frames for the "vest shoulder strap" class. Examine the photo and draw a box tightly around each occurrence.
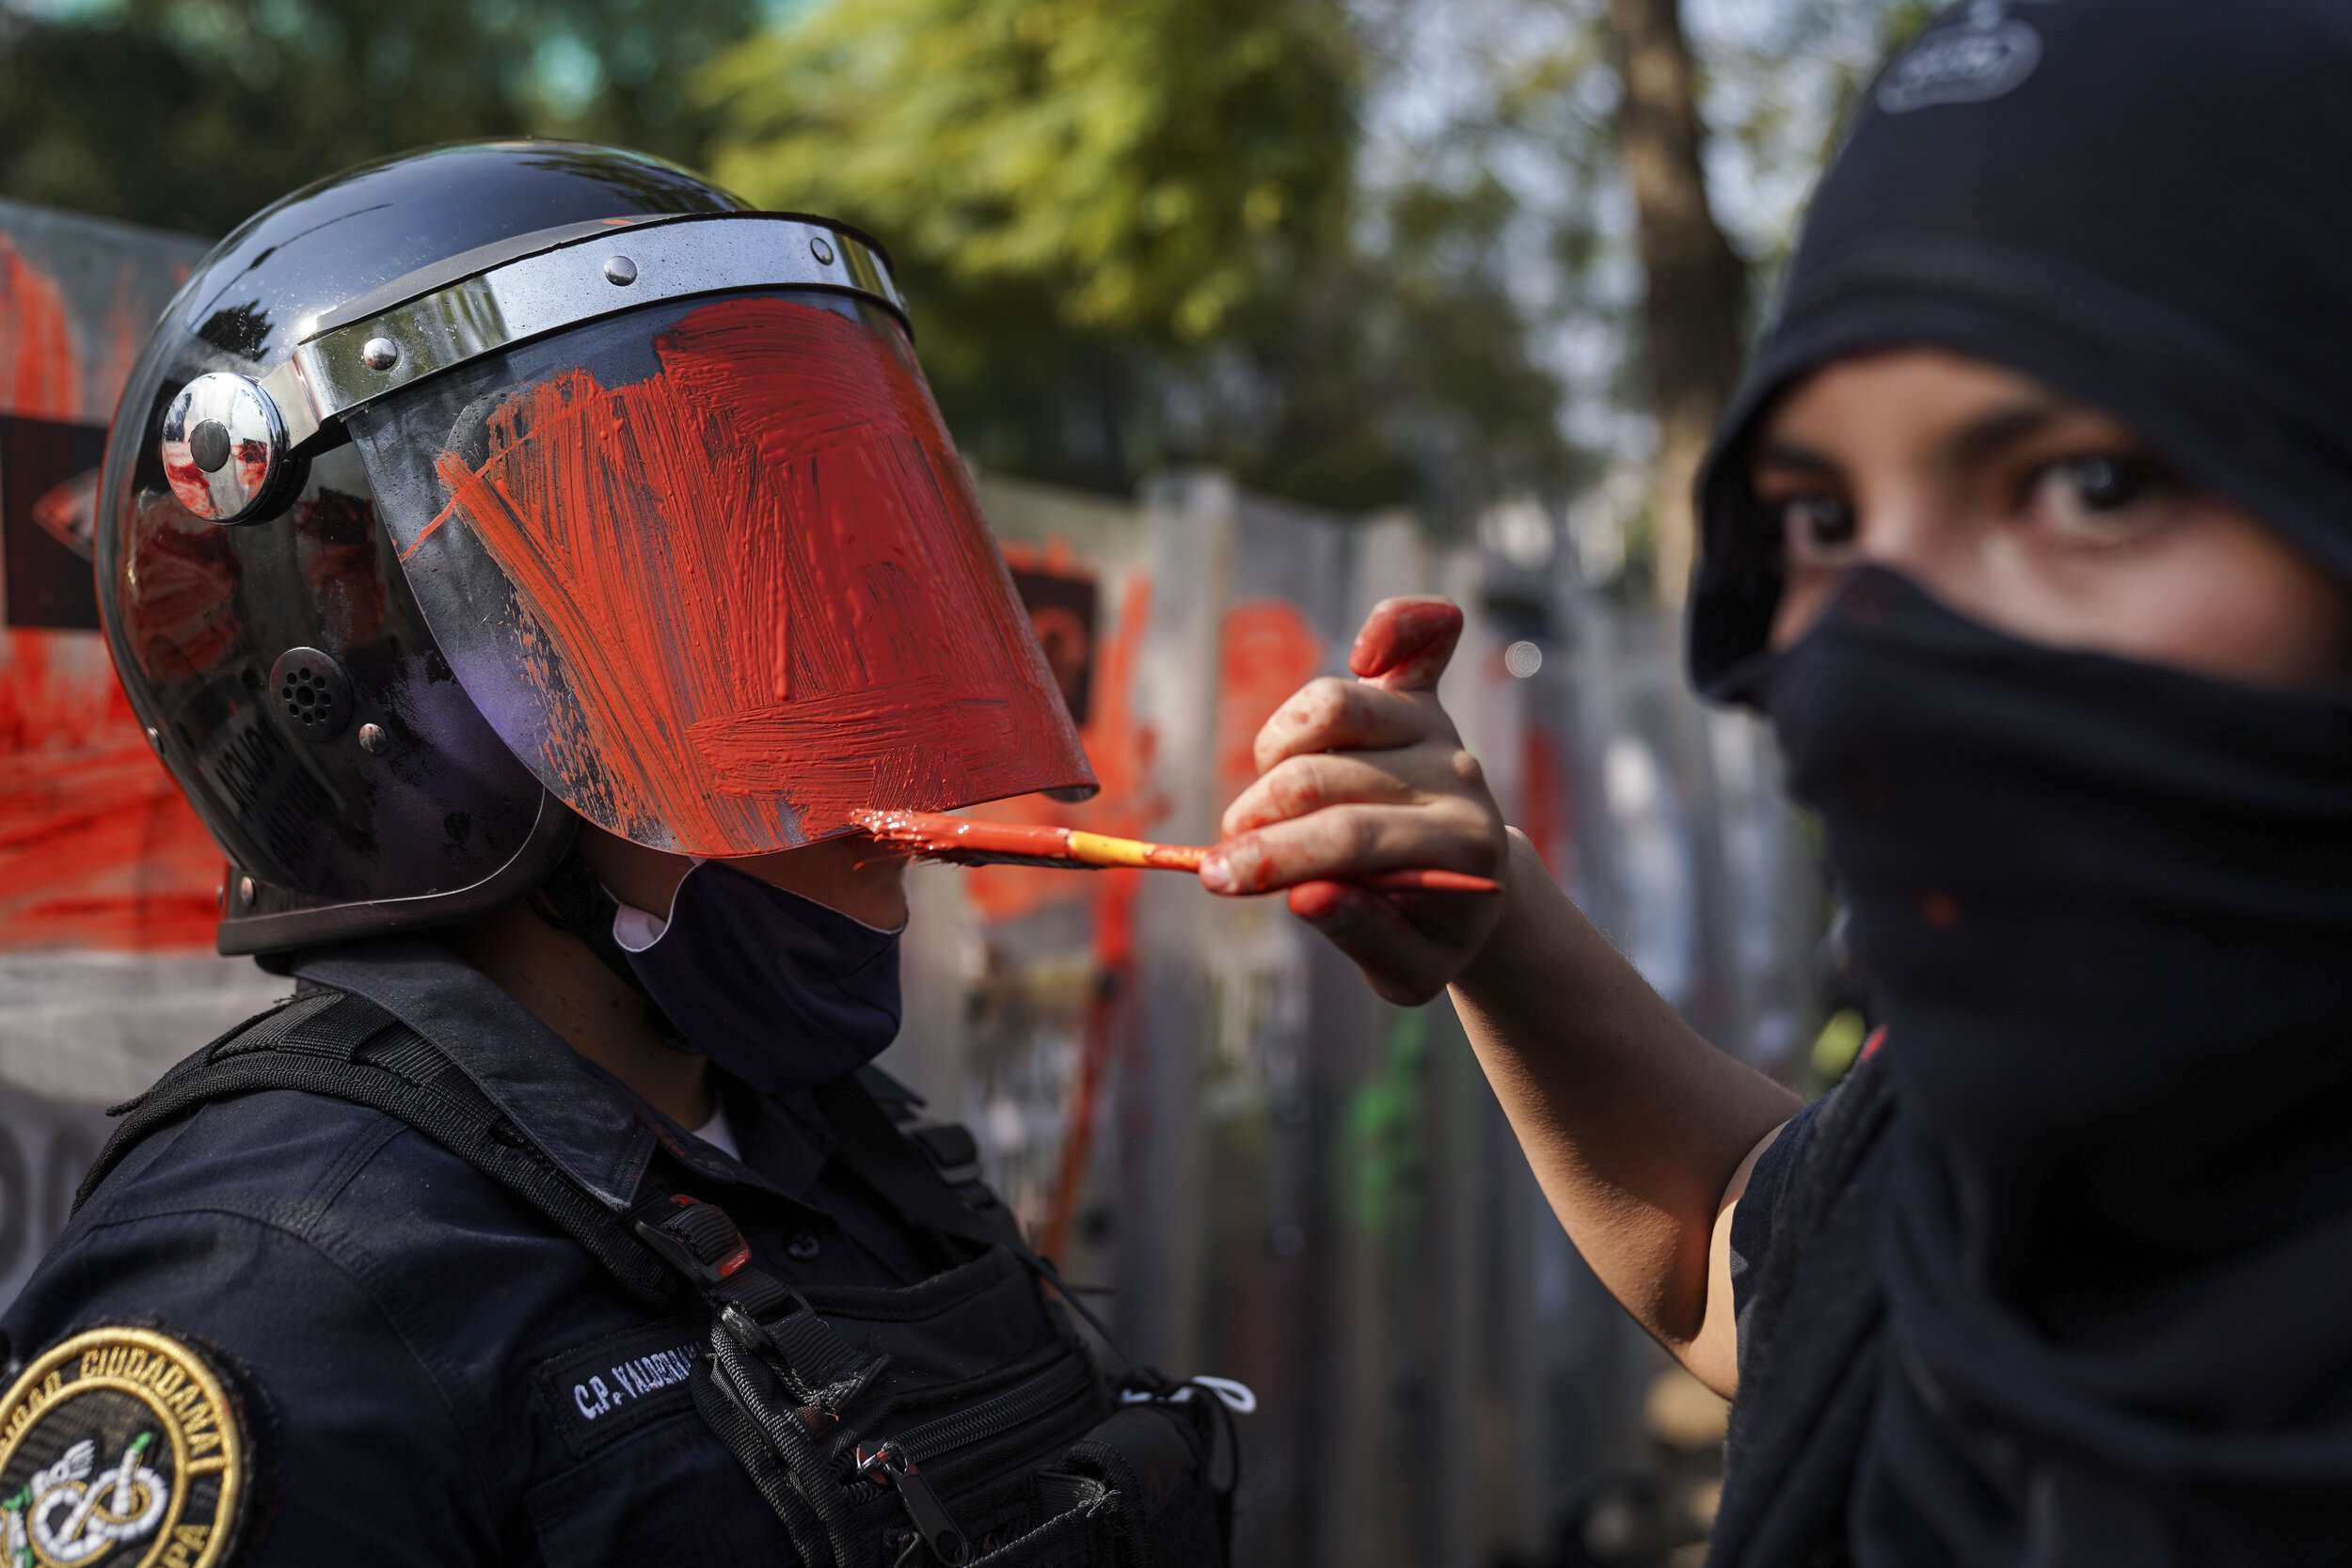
[810,1077,1026,1256]
[79,988,675,1300]
[82,988,1025,1302]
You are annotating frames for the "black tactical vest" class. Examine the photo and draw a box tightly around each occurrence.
[79,989,1232,1568]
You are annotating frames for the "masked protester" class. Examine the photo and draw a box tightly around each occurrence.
[1202,2,2352,1562]
[0,141,1232,1568]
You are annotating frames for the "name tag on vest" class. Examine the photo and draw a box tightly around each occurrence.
[534,1321,706,1458]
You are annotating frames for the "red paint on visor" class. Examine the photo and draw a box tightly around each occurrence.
[425,296,1093,855]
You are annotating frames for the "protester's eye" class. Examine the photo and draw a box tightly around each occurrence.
[1778,493,1858,557]
[2029,452,2176,546]
[2051,454,2156,511]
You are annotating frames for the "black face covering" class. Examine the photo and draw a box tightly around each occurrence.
[622,861,903,1096]
[1769,570,2352,1552]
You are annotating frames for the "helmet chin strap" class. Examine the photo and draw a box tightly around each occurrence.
[527,849,688,1045]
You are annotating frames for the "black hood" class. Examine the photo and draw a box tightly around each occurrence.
[1691,0,2352,696]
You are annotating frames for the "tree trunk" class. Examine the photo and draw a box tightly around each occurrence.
[1605,0,1749,608]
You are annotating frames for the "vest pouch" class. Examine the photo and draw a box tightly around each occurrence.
[1054,1402,1222,1568]
[708,1244,1122,1565]
[952,1403,1219,1568]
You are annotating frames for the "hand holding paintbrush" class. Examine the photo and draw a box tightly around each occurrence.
[851,595,1504,898]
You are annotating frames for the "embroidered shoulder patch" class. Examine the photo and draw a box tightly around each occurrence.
[0,1327,247,1568]
[533,1321,706,1460]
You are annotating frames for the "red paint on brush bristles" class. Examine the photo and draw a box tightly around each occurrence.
[849,808,1498,894]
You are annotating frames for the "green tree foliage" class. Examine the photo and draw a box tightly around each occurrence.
[706,0,1358,346]
[0,0,760,238]
[701,0,1578,516]
[0,0,1581,520]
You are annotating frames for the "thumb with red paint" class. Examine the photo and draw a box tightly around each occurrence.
[1349,595,1464,692]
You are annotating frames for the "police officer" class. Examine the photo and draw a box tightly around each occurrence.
[0,141,1226,1567]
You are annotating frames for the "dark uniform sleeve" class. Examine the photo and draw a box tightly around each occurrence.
[3,1101,507,1566]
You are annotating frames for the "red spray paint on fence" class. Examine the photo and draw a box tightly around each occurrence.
[1216,599,1326,812]
[0,238,222,952]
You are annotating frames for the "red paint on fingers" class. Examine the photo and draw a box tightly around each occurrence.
[1347,595,1461,689]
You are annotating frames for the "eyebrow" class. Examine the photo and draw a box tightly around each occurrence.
[1752,395,2085,482]
[1752,436,1840,477]
[1944,398,2069,467]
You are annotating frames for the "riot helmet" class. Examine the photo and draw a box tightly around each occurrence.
[99,141,1096,958]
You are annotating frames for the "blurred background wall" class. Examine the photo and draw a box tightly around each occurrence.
[0,0,1936,1560]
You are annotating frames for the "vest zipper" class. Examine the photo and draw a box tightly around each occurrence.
[856,1441,970,1565]
[850,1348,1100,1558]
[885,1348,1098,1474]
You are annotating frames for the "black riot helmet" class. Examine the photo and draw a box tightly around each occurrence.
[99,141,1094,958]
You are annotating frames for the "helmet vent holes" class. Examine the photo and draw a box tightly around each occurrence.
[265,647,355,743]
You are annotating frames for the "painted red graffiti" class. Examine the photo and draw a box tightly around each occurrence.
[0,240,222,952]
[1520,721,1573,881]
[0,630,221,949]
[1216,598,1326,809]
[432,296,1090,855]
[0,240,77,420]
[962,572,1158,927]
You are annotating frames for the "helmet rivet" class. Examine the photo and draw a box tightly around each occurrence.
[810,236,835,266]
[603,255,638,286]
[358,722,388,755]
[188,420,231,473]
[237,876,256,906]
[361,337,401,372]
[144,726,164,756]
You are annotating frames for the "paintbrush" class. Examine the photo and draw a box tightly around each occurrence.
[848,809,1500,893]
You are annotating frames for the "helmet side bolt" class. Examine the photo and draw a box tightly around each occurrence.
[188,420,232,473]
[159,372,293,523]
[358,722,389,755]
[361,337,401,372]
[603,255,638,286]
[237,876,256,907]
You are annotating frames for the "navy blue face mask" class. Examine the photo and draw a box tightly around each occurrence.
[618,860,903,1095]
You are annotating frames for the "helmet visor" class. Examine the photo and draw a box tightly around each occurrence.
[346,290,1095,856]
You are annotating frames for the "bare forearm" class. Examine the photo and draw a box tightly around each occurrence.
[1451,832,1799,1355]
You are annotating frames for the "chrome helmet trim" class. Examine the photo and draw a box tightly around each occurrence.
[249,212,904,452]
